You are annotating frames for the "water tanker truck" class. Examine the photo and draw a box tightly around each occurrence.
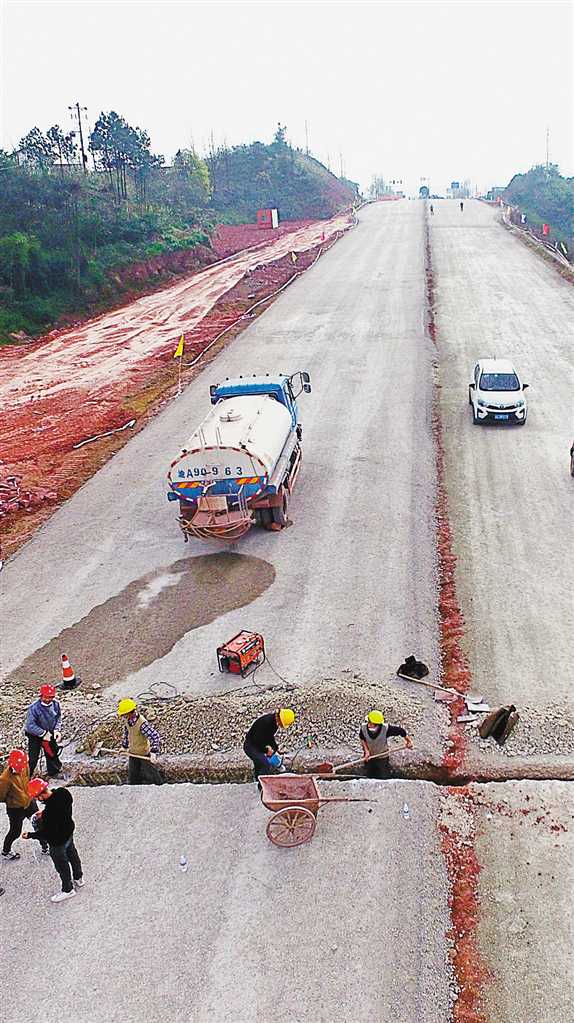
[167,371,311,541]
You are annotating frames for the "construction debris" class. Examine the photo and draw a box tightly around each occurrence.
[479,706,520,745]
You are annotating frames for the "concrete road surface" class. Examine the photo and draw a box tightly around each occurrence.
[0,781,452,1023]
[474,781,573,1023]
[431,200,574,760]
[1,201,442,739]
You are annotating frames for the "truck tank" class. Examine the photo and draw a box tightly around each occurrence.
[168,394,293,503]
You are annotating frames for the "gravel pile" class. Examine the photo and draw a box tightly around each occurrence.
[78,670,429,758]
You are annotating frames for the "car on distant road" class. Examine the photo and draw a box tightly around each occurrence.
[468,359,528,425]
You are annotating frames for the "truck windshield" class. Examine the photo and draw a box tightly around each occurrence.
[479,373,520,391]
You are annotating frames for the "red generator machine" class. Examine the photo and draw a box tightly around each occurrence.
[217,631,266,677]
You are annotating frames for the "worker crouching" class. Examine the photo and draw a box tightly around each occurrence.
[243,708,295,785]
[117,699,163,785]
[359,711,411,778]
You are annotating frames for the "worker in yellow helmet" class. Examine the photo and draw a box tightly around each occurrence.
[243,708,296,785]
[117,699,163,785]
[359,710,411,779]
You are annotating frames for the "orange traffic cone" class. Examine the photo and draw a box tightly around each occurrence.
[61,654,81,690]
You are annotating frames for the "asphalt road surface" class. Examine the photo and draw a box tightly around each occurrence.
[1,201,442,739]
[0,781,452,1023]
[431,200,574,760]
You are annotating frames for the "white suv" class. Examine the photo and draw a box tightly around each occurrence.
[468,359,528,425]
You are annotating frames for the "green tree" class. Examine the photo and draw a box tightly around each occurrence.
[0,232,42,295]
[46,125,77,175]
[273,123,288,145]
[19,128,55,172]
[173,149,211,202]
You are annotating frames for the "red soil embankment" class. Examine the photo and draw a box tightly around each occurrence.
[0,213,352,558]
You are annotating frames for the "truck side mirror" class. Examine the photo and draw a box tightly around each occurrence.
[209,385,216,397]
[302,372,311,383]
[469,382,475,389]
[522,383,529,389]
[303,383,312,393]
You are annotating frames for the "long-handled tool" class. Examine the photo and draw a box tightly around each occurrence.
[96,746,154,762]
[315,741,410,776]
[397,672,484,705]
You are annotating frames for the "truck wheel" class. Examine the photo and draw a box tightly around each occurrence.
[259,509,274,530]
[271,492,289,528]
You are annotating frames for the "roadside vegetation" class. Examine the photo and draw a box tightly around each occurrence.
[0,119,358,344]
[503,164,574,256]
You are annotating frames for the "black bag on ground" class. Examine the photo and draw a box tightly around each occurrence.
[397,655,429,680]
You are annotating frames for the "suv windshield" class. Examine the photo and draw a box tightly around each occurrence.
[479,372,520,392]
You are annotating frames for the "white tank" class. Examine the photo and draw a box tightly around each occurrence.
[170,394,293,485]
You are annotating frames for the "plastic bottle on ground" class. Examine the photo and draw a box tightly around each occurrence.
[179,854,188,873]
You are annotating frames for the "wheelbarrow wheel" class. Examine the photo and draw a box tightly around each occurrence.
[266,806,316,847]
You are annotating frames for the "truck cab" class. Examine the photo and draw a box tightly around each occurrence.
[209,372,311,430]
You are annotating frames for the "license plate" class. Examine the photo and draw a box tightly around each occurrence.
[494,414,509,420]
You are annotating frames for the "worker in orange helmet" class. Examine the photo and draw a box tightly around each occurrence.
[23,778,84,904]
[0,750,48,860]
[24,684,63,778]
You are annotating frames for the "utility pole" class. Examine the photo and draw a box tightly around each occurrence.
[339,151,344,178]
[545,125,550,172]
[69,102,88,173]
[304,119,309,155]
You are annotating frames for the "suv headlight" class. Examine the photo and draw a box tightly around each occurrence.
[477,398,488,407]
[516,399,524,407]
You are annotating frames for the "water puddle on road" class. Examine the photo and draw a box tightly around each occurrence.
[8,553,275,690]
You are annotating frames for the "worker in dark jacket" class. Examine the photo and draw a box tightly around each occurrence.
[24,685,62,777]
[23,778,84,903]
[243,708,295,783]
[118,698,163,785]
[0,750,48,859]
[359,710,412,778]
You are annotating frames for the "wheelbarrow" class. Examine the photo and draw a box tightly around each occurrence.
[259,773,374,848]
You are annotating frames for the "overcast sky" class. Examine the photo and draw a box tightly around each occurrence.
[1,0,572,195]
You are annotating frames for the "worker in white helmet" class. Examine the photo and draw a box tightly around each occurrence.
[359,711,411,779]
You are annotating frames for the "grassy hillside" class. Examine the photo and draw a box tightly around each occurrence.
[0,119,357,345]
[208,140,359,221]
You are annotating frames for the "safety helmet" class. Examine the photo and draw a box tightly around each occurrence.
[8,749,27,773]
[40,684,57,701]
[28,778,49,798]
[117,698,137,716]
[278,708,295,728]
[367,710,385,725]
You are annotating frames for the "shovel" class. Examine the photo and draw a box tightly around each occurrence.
[315,741,410,776]
[397,672,483,705]
[95,745,154,762]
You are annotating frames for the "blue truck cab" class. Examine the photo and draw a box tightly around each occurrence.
[209,372,311,427]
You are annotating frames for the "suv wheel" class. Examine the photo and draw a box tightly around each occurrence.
[472,405,480,425]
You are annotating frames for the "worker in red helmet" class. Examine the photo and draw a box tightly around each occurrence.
[24,684,62,778]
[0,750,48,860]
[23,779,84,904]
